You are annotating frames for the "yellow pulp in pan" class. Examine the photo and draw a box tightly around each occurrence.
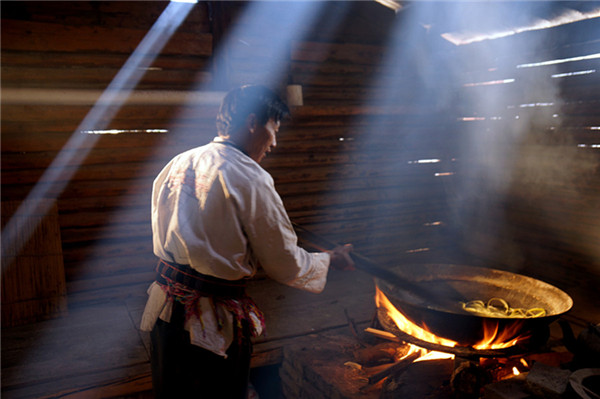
[461,298,547,318]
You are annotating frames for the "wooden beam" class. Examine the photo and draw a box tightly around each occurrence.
[1,88,225,106]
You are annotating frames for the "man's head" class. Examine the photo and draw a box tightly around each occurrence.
[216,85,290,163]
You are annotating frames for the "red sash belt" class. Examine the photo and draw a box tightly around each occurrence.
[155,259,246,298]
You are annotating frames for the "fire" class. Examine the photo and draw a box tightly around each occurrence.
[371,288,534,387]
[375,287,526,350]
[472,319,525,349]
[415,350,454,362]
[374,286,456,361]
[375,286,457,352]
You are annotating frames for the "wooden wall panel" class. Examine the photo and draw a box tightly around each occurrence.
[1,0,453,308]
[1,200,67,326]
[1,1,217,307]
[2,1,597,313]
[444,17,600,312]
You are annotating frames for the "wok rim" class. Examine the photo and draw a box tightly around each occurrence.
[375,263,573,321]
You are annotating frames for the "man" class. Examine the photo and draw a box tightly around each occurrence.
[140,85,354,398]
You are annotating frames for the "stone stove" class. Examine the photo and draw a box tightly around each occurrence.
[278,314,599,399]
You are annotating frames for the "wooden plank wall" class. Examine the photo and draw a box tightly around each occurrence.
[440,16,600,312]
[2,0,598,319]
[238,2,461,266]
[2,1,460,314]
[1,1,218,309]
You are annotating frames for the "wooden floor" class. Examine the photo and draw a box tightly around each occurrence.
[1,269,376,399]
[1,268,596,399]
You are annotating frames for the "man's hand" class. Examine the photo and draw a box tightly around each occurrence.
[328,244,355,271]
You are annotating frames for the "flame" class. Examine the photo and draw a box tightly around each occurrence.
[415,350,454,362]
[472,319,526,349]
[512,367,520,376]
[375,286,457,348]
[375,287,527,350]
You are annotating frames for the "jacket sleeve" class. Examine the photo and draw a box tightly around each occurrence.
[236,174,331,293]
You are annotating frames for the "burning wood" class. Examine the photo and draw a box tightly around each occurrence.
[365,326,526,359]
[374,286,458,347]
[281,285,583,398]
[364,351,420,386]
[356,287,556,396]
[380,357,455,398]
[353,341,410,365]
[278,316,585,399]
[375,286,535,352]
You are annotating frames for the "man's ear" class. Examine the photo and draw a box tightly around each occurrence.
[245,113,257,133]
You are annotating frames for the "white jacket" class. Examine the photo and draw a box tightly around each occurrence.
[140,138,330,355]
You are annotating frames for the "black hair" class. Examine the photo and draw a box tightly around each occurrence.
[216,85,290,137]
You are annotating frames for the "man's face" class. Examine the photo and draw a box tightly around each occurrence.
[248,118,279,163]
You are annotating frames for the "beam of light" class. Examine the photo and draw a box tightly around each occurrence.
[166,1,327,156]
[208,2,324,89]
[517,53,600,69]
[464,78,515,87]
[424,221,443,226]
[333,3,449,259]
[1,1,195,270]
[442,4,600,281]
[406,248,430,254]
[408,159,441,164]
[519,102,554,108]
[552,69,596,78]
[1,88,227,106]
[80,129,168,135]
[459,117,486,121]
[374,0,403,13]
[442,8,600,46]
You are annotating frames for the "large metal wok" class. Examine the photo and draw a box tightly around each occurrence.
[291,224,573,348]
[375,263,573,347]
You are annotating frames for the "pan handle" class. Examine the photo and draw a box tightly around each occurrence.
[292,222,437,302]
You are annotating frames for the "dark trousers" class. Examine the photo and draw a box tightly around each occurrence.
[150,301,252,399]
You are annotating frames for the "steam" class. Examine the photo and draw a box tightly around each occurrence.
[443,4,600,285]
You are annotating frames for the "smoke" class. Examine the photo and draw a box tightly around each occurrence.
[429,2,600,281]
